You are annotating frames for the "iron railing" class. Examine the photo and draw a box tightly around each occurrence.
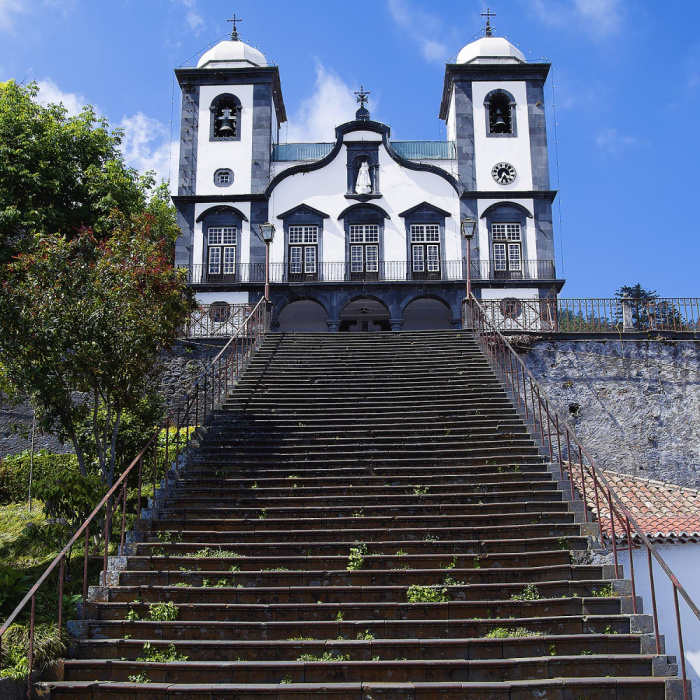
[272,143,334,162]
[467,294,698,699]
[477,297,700,333]
[391,141,456,160]
[0,298,270,694]
[183,303,254,338]
[271,141,456,162]
[181,260,556,285]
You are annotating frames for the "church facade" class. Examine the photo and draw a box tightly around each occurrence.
[173,22,563,332]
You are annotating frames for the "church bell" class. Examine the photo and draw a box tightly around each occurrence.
[217,108,236,136]
[493,108,507,132]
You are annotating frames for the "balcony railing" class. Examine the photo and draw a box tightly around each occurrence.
[391,141,456,160]
[271,141,456,162]
[474,297,700,333]
[180,260,556,285]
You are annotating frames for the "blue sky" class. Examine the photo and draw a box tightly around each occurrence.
[1,0,698,298]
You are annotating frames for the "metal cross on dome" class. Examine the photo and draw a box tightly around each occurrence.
[227,13,242,40]
[481,7,496,37]
[355,86,370,108]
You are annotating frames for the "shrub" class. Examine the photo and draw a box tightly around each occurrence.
[0,623,66,677]
[0,451,79,504]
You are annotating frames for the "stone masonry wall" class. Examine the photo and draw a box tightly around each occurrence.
[0,339,228,461]
[519,338,700,488]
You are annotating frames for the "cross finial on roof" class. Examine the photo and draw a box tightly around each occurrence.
[481,7,496,37]
[227,13,243,41]
[355,85,370,109]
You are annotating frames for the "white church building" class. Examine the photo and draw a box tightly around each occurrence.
[173,19,563,332]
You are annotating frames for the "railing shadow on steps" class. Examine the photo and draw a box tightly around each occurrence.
[465,295,699,700]
[0,298,271,698]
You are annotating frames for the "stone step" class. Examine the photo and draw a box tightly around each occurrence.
[142,523,583,545]
[115,563,608,588]
[75,613,640,642]
[136,534,587,557]
[71,633,650,662]
[99,578,618,605]
[146,510,576,534]
[37,677,672,699]
[61,654,663,685]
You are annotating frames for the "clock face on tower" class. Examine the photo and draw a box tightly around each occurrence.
[492,162,517,185]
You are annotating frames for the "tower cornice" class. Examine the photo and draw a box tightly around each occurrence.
[439,62,551,120]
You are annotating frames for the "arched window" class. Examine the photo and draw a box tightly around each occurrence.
[485,90,516,137]
[210,94,242,141]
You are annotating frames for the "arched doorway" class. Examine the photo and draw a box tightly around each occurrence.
[340,298,391,332]
[277,299,328,332]
[402,297,453,330]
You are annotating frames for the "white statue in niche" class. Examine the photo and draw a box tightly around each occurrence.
[355,160,372,194]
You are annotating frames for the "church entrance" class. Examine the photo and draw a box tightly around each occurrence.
[339,298,391,332]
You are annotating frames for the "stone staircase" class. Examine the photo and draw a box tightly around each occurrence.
[39,331,686,698]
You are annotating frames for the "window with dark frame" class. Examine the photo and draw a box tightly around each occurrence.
[207,226,237,282]
[288,225,319,280]
[349,224,379,279]
[492,223,522,278]
[410,223,440,279]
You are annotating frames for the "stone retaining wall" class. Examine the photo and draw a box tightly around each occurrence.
[519,338,700,488]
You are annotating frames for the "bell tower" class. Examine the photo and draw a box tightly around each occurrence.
[439,17,557,298]
[173,19,286,272]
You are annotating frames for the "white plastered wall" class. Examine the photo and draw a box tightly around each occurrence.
[267,137,460,269]
[196,291,250,304]
[472,81,532,191]
[196,84,255,196]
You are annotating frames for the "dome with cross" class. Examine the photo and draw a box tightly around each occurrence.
[197,38,267,69]
[455,36,525,65]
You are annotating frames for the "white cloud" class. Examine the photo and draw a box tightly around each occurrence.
[36,79,87,117]
[118,112,177,189]
[172,0,204,35]
[286,65,357,143]
[0,0,24,32]
[0,0,75,32]
[595,127,648,153]
[387,0,448,63]
[526,0,623,40]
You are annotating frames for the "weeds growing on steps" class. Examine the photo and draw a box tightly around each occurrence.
[406,585,449,603]
[484,627,544,639]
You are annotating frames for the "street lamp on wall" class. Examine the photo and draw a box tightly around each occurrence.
[460,218,477,300]
[259,222,275,301]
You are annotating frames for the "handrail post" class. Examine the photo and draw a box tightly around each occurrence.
[625,516,638,614]
[646,547,661,654]
[57,555,65,631]
[673,586,689,700]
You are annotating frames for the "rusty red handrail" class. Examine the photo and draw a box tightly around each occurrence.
[0,297,270,692]
[467,295,699,700]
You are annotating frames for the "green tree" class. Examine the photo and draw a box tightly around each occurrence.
[614,284,683,331]
[0,80,163,261]
[0,217,195,487]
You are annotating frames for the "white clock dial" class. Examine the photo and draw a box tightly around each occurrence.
[492,162,517,185]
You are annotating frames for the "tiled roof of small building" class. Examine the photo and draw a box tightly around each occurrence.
[568,467,700,543]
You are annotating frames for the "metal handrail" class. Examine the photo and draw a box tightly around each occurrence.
[0,297,271,691]
[180,260,557,285]
[478,297,700,333]
[467,294,698,699]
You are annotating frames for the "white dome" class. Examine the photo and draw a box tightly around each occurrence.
[456,36,525,65]
[197,39,267,69]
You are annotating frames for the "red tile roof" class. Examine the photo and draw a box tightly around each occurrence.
[567,466,700,543]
